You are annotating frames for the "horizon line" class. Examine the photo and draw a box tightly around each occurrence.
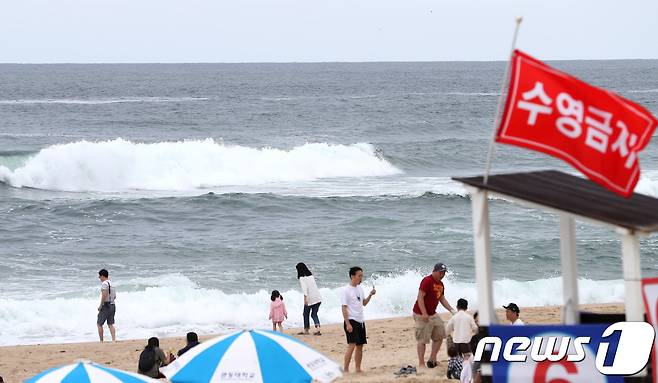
[1,58,657,65]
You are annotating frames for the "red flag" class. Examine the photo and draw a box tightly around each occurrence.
[497,50,658,197]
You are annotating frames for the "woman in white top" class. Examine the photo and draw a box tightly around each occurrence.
[296,262,323,335]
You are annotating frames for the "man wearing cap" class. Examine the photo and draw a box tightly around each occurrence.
[412,262,456,369]
[503,303,524,325]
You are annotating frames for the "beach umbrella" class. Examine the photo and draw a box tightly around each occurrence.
[161,330,342,383]
[25,360,158,383]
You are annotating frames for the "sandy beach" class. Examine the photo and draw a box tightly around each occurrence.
[0,303,623,382]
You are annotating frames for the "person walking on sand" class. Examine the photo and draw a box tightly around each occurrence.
[412,262,456,369]
[269,290,288,332]
[296,262,323,335]
[503,303,524,325]
[97,268,116,342]
[342,266,376,374]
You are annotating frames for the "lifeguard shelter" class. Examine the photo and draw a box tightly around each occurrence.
[453,169,658,382]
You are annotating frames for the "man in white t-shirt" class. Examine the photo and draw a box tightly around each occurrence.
[503,303,524,326]
[97,268,117,341]
[341,266,376,373]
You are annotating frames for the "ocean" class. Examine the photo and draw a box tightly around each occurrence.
[0,61,657,346]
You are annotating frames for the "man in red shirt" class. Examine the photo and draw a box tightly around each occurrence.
[412,263,456,369]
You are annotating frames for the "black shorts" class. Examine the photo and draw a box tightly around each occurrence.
[455,342,471,355]
[343,319,367,345]
[97,303,116,326]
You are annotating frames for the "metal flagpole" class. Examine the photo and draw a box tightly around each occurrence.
[483,16,523,185]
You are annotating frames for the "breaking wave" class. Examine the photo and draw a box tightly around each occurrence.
[0,139,401,192]
[0,272,624,346]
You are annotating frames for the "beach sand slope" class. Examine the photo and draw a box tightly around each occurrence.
[0,304,623,382]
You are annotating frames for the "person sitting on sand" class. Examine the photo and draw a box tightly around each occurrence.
[269,290,288,332]
[177,332,200,357]
[445,298,478,357]
[503,303,524,325]
[446,346,463,379]
[138,337,172,379]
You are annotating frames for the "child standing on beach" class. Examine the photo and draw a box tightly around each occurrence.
[269,290,288,332]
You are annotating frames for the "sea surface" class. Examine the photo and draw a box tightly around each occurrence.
[1,61,657,345]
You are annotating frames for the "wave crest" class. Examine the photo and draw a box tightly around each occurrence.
[0,139,401,192]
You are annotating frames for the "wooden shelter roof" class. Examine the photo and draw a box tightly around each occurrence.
[453,170,658,234]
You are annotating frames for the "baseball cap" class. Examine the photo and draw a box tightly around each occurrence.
[503,303,520,313]
[433,263,448,272]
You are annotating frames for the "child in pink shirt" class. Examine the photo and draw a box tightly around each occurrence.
[269,290,288,332]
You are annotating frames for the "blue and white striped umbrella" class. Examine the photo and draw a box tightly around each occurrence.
[161,330,342,383]
[25,360,158,383]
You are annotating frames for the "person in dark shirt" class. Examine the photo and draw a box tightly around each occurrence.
[469,312,482,383]
[138,337,171,379]
[177,332,200,357]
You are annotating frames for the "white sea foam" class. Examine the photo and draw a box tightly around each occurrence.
[3,138,658,199]
[0,97,208,105]
[0,272,624,346]
[443,92,500,96]
[625,89,658,94]
[217,176,468,199]
[405,91,500,97]
[0,139,402,192]
[259,91,502,101]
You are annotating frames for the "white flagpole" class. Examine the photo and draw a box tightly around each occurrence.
[483,16,523,185]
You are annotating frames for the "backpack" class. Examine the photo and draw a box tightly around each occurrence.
[138,347,157,372]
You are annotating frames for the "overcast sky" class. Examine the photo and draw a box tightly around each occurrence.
[1,0,656,63]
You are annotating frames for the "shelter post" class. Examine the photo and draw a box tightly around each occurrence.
[469,187,496,325]
[621,230,644,322]
[559,214,580,324]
